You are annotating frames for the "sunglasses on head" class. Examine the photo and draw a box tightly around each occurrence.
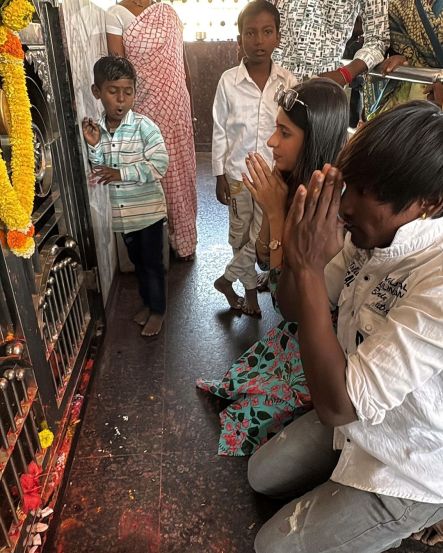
[274,83,309,112]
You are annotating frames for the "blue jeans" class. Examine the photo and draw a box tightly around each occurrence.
[122,219,166,315]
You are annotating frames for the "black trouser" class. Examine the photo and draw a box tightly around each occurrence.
[122,219,166,315]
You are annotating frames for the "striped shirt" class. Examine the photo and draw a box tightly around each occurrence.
[87,110,169,234]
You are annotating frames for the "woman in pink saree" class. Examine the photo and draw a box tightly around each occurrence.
[106,0,197,260]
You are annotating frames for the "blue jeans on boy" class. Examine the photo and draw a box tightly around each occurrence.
[122,218,166,314]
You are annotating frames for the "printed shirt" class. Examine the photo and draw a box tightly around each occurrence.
[272,0,389,79]
[324,218,443,503]
[212,59,297,181]
[87,110,168,234]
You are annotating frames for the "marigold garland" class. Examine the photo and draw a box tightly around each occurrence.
[1,0,33,32]
[0,0,36,258]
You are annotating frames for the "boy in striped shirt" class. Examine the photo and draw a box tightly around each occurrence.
[83,56,169,337]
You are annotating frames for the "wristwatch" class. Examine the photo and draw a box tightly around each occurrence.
[269,239,282,250]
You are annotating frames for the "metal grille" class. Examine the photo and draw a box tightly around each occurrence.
[37,237,90,405]
[0,358,41,550]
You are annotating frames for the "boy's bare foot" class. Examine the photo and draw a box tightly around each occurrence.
[257,271,269,292]
[242,288,261,317]
[412,521,443,546]
[214,276,244,310]
[134,306,150,326]
[141,313,164,337]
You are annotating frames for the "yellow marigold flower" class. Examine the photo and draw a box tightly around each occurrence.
[0,26,7,46]
[0,29,35,258]
[38,428,54,449]
[1,0,34,32]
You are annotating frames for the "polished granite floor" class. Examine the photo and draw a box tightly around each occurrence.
[48,154,439,553]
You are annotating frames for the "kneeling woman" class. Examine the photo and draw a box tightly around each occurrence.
[197,78,349,455]
[250,101,443,553]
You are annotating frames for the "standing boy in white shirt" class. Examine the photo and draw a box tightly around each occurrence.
[212,0,296,316]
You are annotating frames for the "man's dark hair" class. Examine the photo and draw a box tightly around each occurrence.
[281,78,349,199]
[93,56,137,88]
[237,0,280,34]
[337,101,443,215]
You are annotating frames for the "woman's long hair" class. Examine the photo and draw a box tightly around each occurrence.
[279,78,349,200]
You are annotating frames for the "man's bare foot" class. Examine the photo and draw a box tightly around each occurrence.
[242,288,261,317]
[134,306,150,326]
[257,271,269,292]
[214,276,244,309]
[412,521,443,546]
[141,313,165,337]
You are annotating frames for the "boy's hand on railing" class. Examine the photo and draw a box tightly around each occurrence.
[379,55,408,75]
[93,166,121,185]
[82,117,100,146]
[216,174,231,205]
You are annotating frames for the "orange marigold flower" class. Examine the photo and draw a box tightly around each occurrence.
[0,31,24,59]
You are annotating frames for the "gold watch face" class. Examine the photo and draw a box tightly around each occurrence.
[269,239,281,250]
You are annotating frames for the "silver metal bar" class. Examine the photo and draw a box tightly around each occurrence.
[14,368,41,453]
[2,372,35,460]
[341,59,443,84]
[2,370,22,416]
[46,351,59,394]
[0,417,24,499]
[48,276,64,319]
[45,290,60,334]
[60,260,73,301]
[0,378,16,432]
[67,287,81,342]
[1,478,19,524]
[69,306,81,345]
[369,65,443,85]
[43,303,56,342]
[67,261,84,331]
[8,456,23,499]
[71,263,85,324]
[53,266,67,314]
[65,260,82,337]
[66,311,79,350]
[0,511,12,547]
[0,413,10,448]
[54,341,67,378]
[60,325,74,362]
[0,378,30,474]
[50,350,63,390]
[63,309,77,353]
[58,329,71,368]
[54,262,69,308]
[0,414,23,498]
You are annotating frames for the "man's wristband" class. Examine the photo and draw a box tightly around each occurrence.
[338,66,353,85]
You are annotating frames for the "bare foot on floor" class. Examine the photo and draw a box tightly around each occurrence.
[133,306,150,326]
[257,271,269,292]
[412,521,443,546]
[214,276,244,310]
[242,288,261,317]
[141,313,165,337]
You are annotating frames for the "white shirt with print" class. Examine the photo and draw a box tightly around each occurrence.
[324,218,443,503]
[273,0,389,79]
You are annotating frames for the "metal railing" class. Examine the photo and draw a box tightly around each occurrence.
[342,60,443,84]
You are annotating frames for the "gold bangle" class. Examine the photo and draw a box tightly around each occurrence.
[256,234,269,250]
